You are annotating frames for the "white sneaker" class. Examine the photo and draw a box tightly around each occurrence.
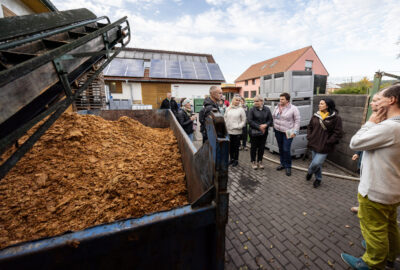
[257,162,264,169]
[251,162,258,170]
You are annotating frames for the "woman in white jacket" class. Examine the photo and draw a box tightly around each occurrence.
[224,95,246,167]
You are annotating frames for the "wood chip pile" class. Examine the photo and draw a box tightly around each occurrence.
[0,112,188,249]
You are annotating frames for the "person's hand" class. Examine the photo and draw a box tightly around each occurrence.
[190,116,196,121]
[352,154,359,161]
[290,134,296,138]
[369,107,387,124]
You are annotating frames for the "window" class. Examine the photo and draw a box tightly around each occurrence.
[244,91,249,98]
[106,81,122,94]
[252,79,256,85]
[251,91,257,98]
[270,60,278,68]
[305,60,313,71]
[143,61,151,68]
[245,80,248,86]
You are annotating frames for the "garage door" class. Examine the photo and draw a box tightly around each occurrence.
[141,83,171,109]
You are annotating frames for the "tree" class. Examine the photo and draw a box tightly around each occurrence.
[333,77,372,94]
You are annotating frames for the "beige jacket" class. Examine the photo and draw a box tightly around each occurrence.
[224,105,246,135]
[350,117,400,204]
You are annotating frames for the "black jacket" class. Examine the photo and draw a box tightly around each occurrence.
[200,97,220,135]
[177,109,193,135]
[307,111,343,153]
[160,98,178,114]
[248,106,273,137]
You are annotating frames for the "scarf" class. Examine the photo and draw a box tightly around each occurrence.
[320,111,329,120]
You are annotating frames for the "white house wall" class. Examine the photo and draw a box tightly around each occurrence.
[130,83,142,102]
[171,84,220,99]
[0,0,33,17]
[111,82,142,102]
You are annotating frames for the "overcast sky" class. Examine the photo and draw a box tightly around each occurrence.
[52,0,400,83]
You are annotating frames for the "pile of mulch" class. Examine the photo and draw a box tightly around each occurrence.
[0,112,188,249]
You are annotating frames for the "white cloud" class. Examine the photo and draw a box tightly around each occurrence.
[51,0,400,82]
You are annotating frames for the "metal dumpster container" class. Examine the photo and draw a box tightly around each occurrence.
[0,109,229,270]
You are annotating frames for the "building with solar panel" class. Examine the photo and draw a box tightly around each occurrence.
[103,48,226,110]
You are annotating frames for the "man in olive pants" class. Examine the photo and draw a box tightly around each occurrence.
[341,84,400,270]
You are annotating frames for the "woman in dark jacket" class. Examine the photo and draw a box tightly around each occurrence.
[177,98,196,141]
[306,98,343,188]
[248,95,273,169]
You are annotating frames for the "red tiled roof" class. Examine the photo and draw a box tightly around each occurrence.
[235,46,312,82]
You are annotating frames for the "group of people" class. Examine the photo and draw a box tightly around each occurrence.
[161,83,400,269]
[164,86,345,190]
[197,86,344,190]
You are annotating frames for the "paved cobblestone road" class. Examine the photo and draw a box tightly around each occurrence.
[224,149,400,270]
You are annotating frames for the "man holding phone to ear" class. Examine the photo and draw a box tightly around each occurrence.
[341,83,400,270]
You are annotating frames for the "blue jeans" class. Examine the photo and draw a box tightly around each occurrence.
[188,133,194,141]
[308,151,328,180]
[274,130,293,168]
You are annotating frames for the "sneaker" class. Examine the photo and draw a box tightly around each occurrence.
[276,165,284,171]
[232,160,238,167]
[306,173,312,181]
[257,161,264,169]
[229,160,235,165]
[313,179,321,188]
[351,206,359,213]
[341,253,369,270]
[251,162,258,170]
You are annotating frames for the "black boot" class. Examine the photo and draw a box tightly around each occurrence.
[313,179,321,188]
[306,173,312,181]
[232,160,239,167]
[276,165,284,171]
[286,168,291,176]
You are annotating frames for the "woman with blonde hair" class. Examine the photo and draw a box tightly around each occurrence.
[224,95,246,167]
[248,95,273,169]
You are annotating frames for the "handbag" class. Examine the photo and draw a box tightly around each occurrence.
[319,118,327,131]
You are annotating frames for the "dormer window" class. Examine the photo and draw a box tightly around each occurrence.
[143,61,151,68]
[305,60,313,71]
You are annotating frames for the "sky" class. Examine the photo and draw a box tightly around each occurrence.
[52,0,400,84]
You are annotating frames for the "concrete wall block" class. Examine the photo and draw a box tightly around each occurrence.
[328,151,358,172]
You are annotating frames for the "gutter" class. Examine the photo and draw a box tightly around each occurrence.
[40,0,58,12]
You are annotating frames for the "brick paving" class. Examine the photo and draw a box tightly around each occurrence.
[223,148,400,270]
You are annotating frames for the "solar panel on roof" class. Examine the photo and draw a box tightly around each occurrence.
[180,61,197,79]
[194,62,211,80]
[104,59,144,77]
[207,63,225,81]
[124,59,144,77]
[104,58,126,76]
[165,60,181,79]
[149,59,166,78]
